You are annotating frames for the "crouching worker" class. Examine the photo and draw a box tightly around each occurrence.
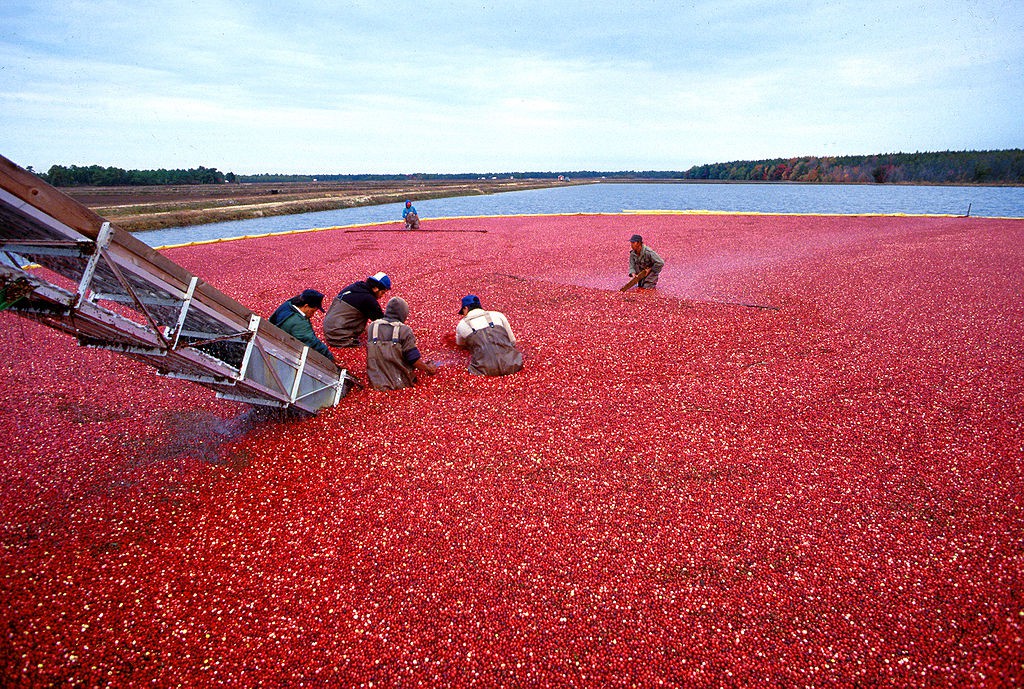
[324,272,391,348]
[403,200,420,229]
[269,289,336,363]
[455,294,523,376]
[366,297,437,390]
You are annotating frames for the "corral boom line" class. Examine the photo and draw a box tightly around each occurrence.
[152,208,1017,251]
[343,228,489,234]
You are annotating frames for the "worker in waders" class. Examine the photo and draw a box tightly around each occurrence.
[324,272,391,348]
[365,297,437,390]
[455,294,523,376]
[628,233,665,289]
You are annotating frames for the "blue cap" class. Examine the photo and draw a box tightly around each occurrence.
[367,272,392,290]
[459,294,482,313]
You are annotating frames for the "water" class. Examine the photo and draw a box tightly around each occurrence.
[138,182,1024,247]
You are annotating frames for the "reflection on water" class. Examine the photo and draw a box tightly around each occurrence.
[138,182,1024,247]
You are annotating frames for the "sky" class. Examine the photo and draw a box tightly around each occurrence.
[1,1,1021,175]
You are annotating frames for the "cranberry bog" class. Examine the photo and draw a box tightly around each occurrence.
[1,212,1022,686]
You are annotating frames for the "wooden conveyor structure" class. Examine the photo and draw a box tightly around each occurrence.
[0,155,353,414]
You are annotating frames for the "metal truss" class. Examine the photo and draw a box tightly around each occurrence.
[0,155,352,414]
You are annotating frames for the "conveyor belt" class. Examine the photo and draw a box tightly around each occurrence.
[0,155,352,414]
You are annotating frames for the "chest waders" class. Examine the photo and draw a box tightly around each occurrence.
[324,297,366,347]
[366,320,415,390]
[465,315,524,377]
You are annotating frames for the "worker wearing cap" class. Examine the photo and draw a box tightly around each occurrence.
[324,272,392,348]
[269,289,335,362]
[402,200,420,230]
[628,234,665,289]
[365,297,437,390]
[455,294,523,376]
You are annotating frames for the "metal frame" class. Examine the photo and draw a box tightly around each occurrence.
[0,156,351,414]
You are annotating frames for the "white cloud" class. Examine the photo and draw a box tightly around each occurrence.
[1,1,1021,172]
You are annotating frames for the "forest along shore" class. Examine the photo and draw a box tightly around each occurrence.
[65,178,589,232]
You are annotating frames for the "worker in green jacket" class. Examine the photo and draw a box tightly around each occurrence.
[269,289,336,362]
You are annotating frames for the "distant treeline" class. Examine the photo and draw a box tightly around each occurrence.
[181,149,1024,185]
[38,164,235,186]
[680,149,1024,185]
[35,149,1024,186]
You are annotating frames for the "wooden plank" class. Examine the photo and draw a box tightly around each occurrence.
[619,268,651,292]
[0,155,107,239]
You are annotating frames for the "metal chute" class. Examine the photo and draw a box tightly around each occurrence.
[0,155,352,414]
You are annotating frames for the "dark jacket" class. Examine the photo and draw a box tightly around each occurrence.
[324,281,385,347]
[269,299,299,327]
[338,281,385,319]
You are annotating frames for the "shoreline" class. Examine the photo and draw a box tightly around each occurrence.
[64,177,1023,233]
[64,178,594,232]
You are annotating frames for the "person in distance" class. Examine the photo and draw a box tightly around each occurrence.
[402,200,420,230]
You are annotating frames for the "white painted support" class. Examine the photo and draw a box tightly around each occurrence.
[241,315,298,402]
[334,369,348,406]
[171,276,199,348]
[95,243,172,350]
[236,313,262,381]
[290,347,310,402]
[75,221,112,307]
[292,376,344,404]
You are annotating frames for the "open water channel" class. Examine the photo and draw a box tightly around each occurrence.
[138,182,1024,248]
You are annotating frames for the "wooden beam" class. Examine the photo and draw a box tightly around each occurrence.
[0,155,107,239]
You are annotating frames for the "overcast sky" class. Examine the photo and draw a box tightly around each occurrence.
[1,1,1021,175]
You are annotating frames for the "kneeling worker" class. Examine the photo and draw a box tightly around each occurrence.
[269,289,336,363]
[324,272,391,347]
[366,297,437,390]
[455,294,523,376]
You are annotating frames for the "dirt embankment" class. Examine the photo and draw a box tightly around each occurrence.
[64,178,590,232]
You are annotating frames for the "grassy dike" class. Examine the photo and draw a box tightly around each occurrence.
[64,178,592,232]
